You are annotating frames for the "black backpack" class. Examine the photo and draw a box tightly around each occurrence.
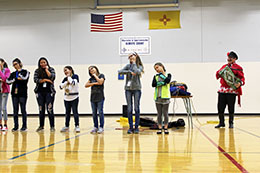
[168,118,185,128]
[176,118,185,127]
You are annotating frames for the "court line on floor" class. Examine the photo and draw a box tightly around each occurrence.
[8,131,88,160]
[8,122,118,161]
[2,150,260,154]
[236,127,260,139]
[195,124,249,173]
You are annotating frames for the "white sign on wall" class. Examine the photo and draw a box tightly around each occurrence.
[119,36,151,55]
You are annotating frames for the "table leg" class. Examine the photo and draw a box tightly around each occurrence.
[186,98,193,128]
[183,98,191,128]
[183,98,193,128]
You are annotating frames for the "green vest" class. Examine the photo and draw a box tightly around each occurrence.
[154,74,170,100]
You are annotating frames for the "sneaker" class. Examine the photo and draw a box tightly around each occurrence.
[134,128,139,134]
[127,129,133,134]
[0,125,3,130]
[91,127,98,134]
[157,129,162,134]
[20,127,27,132]
[36,126,44,132]
[97,127,104,134]
[50,127,55,132]
[12,127,18,132]
[164,129,169,135]
[2,125,8,131]
[60,126,69,132]
[75,126,80,133]
[215,124,225,128]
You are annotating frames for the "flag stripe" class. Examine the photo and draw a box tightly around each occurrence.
[91,26,122,30]
[91,24,122,28]
[105,15,122,19]
[104,21,122,25]
[91,12,123,32]
[91,29,123,32]
[105,12,122,16]
[105,17,122,21]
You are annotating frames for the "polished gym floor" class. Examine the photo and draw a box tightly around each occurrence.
[0,116,259,172]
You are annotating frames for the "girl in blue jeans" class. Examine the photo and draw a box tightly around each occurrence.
[60,66,80,133]
[0,58,10,131]
[85,66,105,134]
[118,53,144,134]
[7,58,30,132]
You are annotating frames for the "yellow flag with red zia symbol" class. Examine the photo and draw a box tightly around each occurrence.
[148,11,181,30]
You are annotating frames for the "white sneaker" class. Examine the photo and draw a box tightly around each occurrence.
[60,126,69,132]
[2,125,8,131]
[90,127,98,134]
[75,126,80,133]
[97,127,104,134]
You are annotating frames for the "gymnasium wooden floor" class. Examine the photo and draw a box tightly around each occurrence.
[0,116,259,172]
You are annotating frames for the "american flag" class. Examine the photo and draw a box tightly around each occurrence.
[91,12,123,32]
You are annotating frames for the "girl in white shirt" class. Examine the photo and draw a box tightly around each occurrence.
[59,66,80,133]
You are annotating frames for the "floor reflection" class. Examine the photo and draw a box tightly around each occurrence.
[64,133,80,173]
[0,131,9,172]
[34,132,56,173]
[218,128,244,172]
[126,134,142,173]
[156,128,192,172]
[91,135,105,172]
[11,132,28,172]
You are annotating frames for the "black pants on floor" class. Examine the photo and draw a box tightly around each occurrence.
[36,92,55,128]
[217,93,236,125]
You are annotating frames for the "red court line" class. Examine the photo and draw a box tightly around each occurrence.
[195,125,249,173]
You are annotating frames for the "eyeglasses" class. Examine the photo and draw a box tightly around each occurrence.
[13,63,18,66]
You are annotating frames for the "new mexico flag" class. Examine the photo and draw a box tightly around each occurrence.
[148,11,181,30]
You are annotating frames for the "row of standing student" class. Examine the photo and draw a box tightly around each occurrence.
[0,57,106,134]
[0,51,243,134]
[0,54,170,135]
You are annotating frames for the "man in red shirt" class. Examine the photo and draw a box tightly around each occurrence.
[215,51,245,128]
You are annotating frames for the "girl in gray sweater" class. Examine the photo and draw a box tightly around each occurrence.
[118,53,144,134]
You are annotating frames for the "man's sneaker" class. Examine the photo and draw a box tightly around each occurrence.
[36,126,44,132]
[50,127,55,132]
[127,129,133,134]
[215,124,225,128]
[75,126,80,133]
[2,125,8,131]
[20,127,27,132]
[60,126,69,132]
[134,128,139,134]
[97,127,104,134]
[0,125,3,130]
[90,127,98,134]
[12,127,18,132]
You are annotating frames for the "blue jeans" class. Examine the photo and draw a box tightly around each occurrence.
[36,92,55,127]
[12,96,27,128]
[125,90,141,129]
[0,93,8,121]
[91,99,104,128]
[64,98,79,127]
